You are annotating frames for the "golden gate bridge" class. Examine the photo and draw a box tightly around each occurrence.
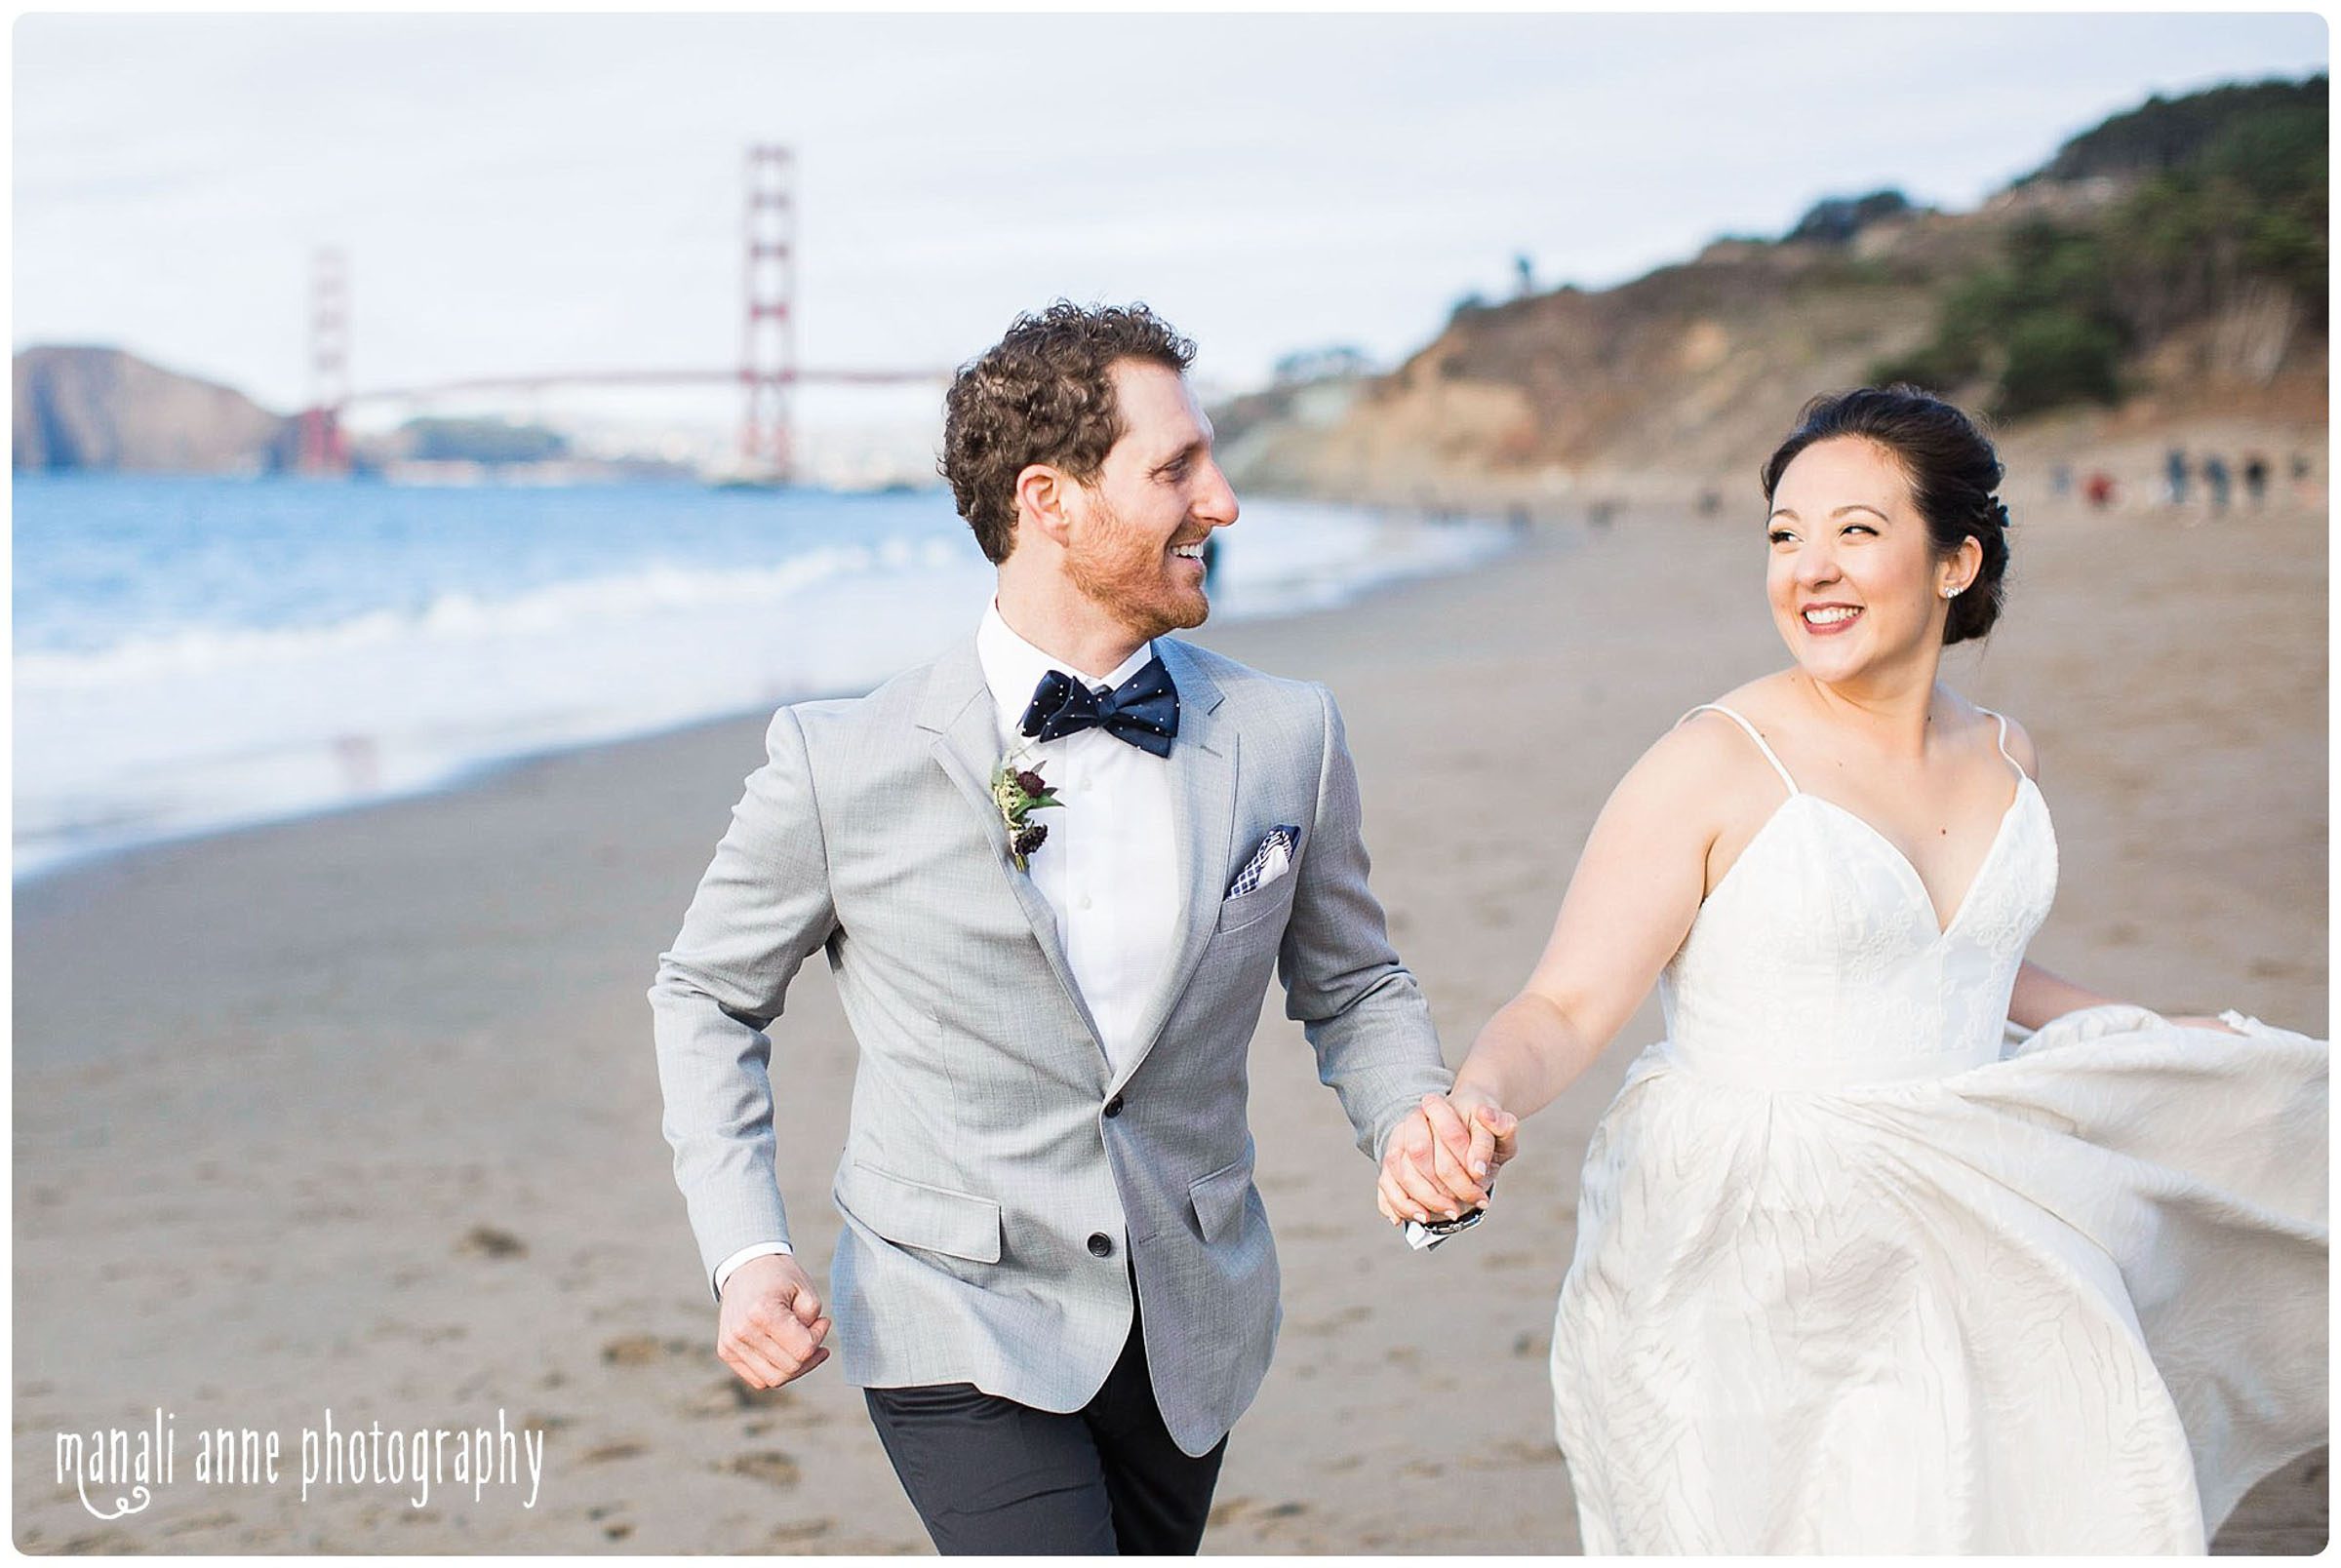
[294,145,951,481]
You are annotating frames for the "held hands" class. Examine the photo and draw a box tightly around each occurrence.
[717,1253,833,1390]
[1376,1091,1520,1228]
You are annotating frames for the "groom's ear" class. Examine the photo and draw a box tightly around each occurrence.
[1015,462,1078,550]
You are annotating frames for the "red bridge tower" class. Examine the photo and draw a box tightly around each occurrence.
[299,247,350,474]
[740,144,798,480]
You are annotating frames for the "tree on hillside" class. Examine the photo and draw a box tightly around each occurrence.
[2023,74,2328,184]
[1785,189,1915,246]
[1877,73,2326,418]
[1272,345,1378,386]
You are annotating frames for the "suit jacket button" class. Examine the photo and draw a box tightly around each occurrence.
[1103,1095,1125,1118]
[1087,1233,1114,1259]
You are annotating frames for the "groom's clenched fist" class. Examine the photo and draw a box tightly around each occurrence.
[717,1253,833,1389]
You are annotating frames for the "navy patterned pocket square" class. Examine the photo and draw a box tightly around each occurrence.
[1226,825,1301,898]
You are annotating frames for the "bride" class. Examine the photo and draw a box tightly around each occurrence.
[1376,385,2327,1552]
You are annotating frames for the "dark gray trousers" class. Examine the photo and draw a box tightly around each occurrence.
[862,1306,1227,1555]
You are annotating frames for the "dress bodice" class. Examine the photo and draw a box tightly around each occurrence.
[1554,703,2321,1555]
[1658,705,2059,1088]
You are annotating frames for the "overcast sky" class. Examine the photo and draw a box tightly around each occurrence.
[13,12,2328,431]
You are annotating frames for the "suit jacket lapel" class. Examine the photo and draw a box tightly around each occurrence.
[916,642,1109,1060]
[1111,639,1237,1096]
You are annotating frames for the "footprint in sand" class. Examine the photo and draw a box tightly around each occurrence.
[582,1440,648,1464]
[1294,1304,1371,1336]
[601,1334,694,1365]
[726,1450,801,1487]
[459,1225,528,1259]
[160,1510,240,1536]
[1491,1436,1562,1464]
[680,1375,803,1417]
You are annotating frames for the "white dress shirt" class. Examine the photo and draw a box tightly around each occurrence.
[713,603,1184,1299]
[974,600,1184,1071]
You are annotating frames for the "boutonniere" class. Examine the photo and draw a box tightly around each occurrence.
[990,749,1063,872]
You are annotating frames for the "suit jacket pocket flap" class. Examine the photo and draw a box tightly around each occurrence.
[850,1163,1003,1264]
[1214,866,1300,935]
[1188,1151,1255,1243]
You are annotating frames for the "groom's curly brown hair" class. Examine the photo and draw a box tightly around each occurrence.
[940,301,1197,564]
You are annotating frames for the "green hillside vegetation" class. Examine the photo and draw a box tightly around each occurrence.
[2022,74,2329,183]
[1876,73,2326,418]
[1784,189,1920,247]
[398,416,570,465]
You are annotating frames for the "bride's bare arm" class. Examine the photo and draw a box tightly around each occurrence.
[1999,722,2237,1035]
[2008,960,2116,1029]
[1450,721,1733,1121]
[1375,722,1742,1223]
[2008,960,2242,1034]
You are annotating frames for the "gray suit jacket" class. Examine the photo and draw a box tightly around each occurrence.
[650,635,1448,1456]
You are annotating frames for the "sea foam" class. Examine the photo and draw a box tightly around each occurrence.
[15,478,1513,878]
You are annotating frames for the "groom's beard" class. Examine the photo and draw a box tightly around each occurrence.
[1063,493,1211,641]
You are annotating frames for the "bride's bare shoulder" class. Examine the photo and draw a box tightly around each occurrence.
[1625,678,1799,807]
[1980,705,2042,780]
[2001,715,2041,779]
[1653,673,1801,757]
[1941,686,2043,781]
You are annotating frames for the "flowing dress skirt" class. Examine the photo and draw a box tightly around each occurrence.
[1549,1005,2328,1553]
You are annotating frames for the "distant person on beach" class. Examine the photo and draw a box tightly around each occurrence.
[2244,452,2270,507]
[2083,469,2116,509]
[651,301,1474,1554]
[1382,385,2327,1551]
[2165,447,2190,506]
[2204,453,2233,512]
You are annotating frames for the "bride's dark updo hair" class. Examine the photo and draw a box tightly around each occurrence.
[1760,385,2010,645]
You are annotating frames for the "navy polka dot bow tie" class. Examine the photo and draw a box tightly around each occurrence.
[1018,655,1180,757]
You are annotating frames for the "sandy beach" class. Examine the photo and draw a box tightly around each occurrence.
[14,490,2326,1553]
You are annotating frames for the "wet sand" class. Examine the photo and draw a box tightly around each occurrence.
[14,493,2326,1552]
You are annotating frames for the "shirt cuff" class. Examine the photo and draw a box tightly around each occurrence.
[713,1240,794,1300]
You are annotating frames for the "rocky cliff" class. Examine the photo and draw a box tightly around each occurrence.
[1218,76,2327,511]
[14,345,292,474]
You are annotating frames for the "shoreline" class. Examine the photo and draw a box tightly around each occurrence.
[13,504,1528,890]
[14,500,2324,1552]
[11,703,803,895]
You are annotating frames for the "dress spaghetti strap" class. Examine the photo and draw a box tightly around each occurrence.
[1977,708,2025,781]
[1679,703,1799,796]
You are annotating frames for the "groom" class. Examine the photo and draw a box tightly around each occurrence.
[650,300,1485,1554]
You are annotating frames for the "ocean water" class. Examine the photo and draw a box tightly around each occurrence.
[14,475,1515,879]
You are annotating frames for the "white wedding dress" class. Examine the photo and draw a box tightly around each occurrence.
[1549,705,2328,1553]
